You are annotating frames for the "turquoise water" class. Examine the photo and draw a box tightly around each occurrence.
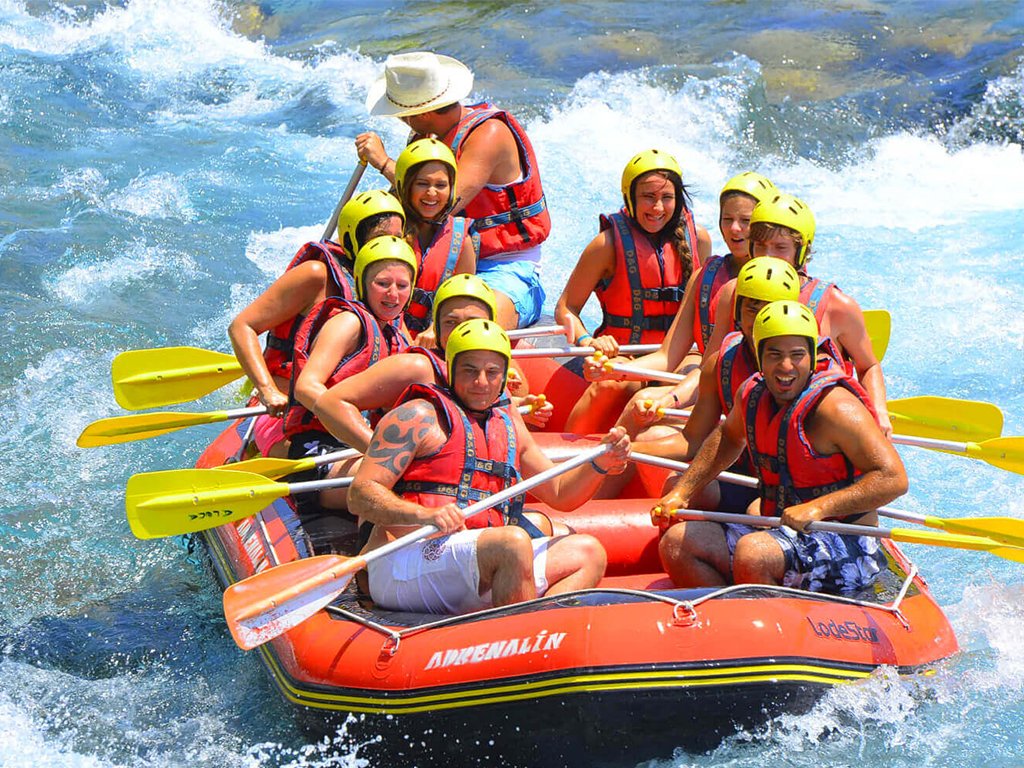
[1,1,1023,765]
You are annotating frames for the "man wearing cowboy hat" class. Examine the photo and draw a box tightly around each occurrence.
[356,51,551,330]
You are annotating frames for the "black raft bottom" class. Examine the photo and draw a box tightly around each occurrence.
[297,680,828,767]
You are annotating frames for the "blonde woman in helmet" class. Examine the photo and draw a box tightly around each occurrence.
[654,300,906,594]
[227,190,404,458]
[556,149,712,434]
[284,236,416,552]
[703,192,892,436]
[393,138,477,346]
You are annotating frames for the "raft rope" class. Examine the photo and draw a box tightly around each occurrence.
[323,567,918,653]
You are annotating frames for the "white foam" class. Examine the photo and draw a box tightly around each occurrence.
[244,225,321,276]
[51,244,200,304]
[106,172,196,220]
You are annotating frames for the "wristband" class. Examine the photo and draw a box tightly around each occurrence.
[589,458,609,475]
[578,333,594,345]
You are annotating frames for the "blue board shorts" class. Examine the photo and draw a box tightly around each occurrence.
[723,523,887,595]
[477,258,545,328]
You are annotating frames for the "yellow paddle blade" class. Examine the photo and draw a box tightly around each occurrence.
[863,309,890,362]
[924,515,1024,549]
[224,554,363,650]
[889,527,1024,563]
[125,468,289,539]
[214,455,317,480]
[112,346,245,410]
[888,396,1003,443]
[966,438,1024,476]
[78,409,239,447]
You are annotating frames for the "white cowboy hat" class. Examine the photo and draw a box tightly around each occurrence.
[366,52,474,118]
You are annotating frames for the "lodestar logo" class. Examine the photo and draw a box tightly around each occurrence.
[424,630,567,670]
[806,616,879,643]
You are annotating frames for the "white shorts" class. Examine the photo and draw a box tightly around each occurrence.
[367,529,551,614]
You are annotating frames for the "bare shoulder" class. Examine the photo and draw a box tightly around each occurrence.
[365,398,446,477]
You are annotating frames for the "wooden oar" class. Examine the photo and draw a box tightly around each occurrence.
[78,406,266,448]
[862,309,890,362]
[321,160,368,242]
[630,452,1024,549]
[660,508,1024,563]
[125,468,356,539]
[222,444,612,651]
[112,347,245,411]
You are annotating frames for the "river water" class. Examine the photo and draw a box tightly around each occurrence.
[1,1,1023,765]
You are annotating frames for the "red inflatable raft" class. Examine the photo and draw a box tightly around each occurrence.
[195,352,959,766]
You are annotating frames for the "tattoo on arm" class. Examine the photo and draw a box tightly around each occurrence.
[366,401,434,479]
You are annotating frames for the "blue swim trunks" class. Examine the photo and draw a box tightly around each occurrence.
[477,259,545,328]
[723,523,886,595]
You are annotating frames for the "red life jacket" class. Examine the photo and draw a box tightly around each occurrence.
[716,331,759,415]
[715,331,760,476]
[284,298,407,438]
[799,277,838,326]
[442,103,550,258]
[392,383,521,529]
[404,218,469,334]
[593,208,698,344]
[692,255,736,354]
[740,368,878,518]
[263,240,356,380]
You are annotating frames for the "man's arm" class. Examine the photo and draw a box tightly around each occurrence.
[829,292,892,437]
[349,400,464,533]
[780,387,907,532]
[654,399,747,520]
[449,119,520,216]
[517,416,631,511]
[313,353,436,452]
[701,280,737,359]
[677,353,728,461]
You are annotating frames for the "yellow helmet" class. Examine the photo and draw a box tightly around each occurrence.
[751,300,818,368]
[353,235,419,307]
[394,138,457,214]
[620,149,683,222]
[432,273,497,333]
[733,257,801,323]
[336,189,405,257]
[749,192,816,267]
[720,171,776,204]
[445,318,511,389]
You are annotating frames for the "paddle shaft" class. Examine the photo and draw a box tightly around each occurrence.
[231,444,611,628]
[630,451,928,531]
[512,344,658,359]
[671,508,918,540]
[507,324,566,340]
[604,363,687,384]
[321,161,367,241]
[365,445,610,564]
